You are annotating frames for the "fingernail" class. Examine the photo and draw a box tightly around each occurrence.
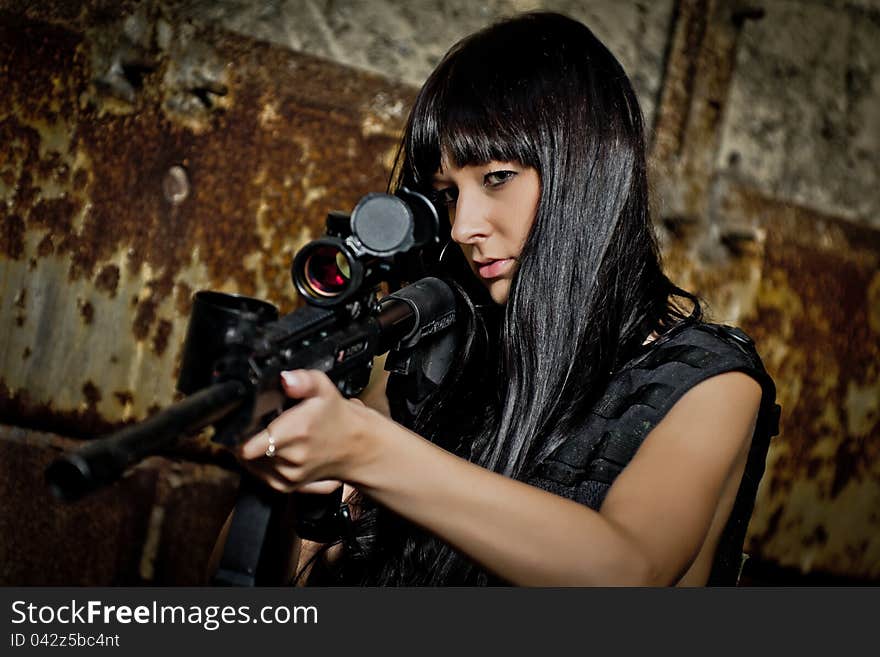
[281,370,300,387]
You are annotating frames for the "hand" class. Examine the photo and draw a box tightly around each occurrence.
[237,370,376,493]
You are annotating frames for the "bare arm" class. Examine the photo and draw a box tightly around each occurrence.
[239,370,761,586]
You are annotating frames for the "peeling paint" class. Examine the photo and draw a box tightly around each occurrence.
[0,9,414,439]
[733,188,880,579]
[845,381,879,439]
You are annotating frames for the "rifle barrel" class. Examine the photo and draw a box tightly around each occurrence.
[45,380,246,502]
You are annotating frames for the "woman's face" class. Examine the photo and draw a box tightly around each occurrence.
[432,158,541,304]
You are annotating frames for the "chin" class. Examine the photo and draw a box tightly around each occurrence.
[487,280,512,305]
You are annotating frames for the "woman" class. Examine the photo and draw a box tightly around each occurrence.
[234,11,778,586]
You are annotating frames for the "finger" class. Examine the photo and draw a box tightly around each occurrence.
[238,432,309,469]
[239,459,299,493]
[349,398,366,407]
[244,456,315,489]
[238,428,274,461]
[280,369,337,400]
[295,479,343,495]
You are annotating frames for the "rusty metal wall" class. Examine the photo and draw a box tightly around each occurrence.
[0,2,413,584]
[650,0,880,582]
[1,0,878,584]
[0,3,412,433]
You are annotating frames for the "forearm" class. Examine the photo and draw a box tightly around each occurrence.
[241,370,755,586]
[348,413,654,586]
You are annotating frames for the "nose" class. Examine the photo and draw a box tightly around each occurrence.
[449,190,491,245]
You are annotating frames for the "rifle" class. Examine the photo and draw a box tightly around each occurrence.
[44,187,457,586]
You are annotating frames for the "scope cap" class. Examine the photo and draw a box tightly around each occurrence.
[351,193,414,256]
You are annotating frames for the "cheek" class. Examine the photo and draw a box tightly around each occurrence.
[517,216,534,248]
[504,210,536,253]
[509,190,540,248]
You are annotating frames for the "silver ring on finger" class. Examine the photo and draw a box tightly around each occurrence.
[264,427,277,458]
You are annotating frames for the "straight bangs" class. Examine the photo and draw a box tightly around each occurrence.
[403,49,540,190]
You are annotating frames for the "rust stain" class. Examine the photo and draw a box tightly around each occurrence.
[0,380,133,441]
[726,185,880,578]
[77,298,94,324]
[650,0,762,231]
[803,524,829,548]
[73,167,88,191]
[95,263,120,296]
[650,0,709,163]
[37,234,55,256]
[173,281,192,316]
[1,214,25,259]
[151,319,172,356]
[752,506,784,548]
[81,381,101,407]
[132,297,157,341]
[29,197,81,232]
[754,259,877,487]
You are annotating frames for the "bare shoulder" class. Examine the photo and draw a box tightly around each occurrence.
[598,371,762,584]
[679,370,763,408]
[659,371,762,446]
[607,370,762,504]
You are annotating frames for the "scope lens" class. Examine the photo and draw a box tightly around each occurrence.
[304,246,351,297]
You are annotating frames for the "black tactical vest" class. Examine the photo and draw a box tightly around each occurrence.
[526,322,780,585]
[385,321,780,586]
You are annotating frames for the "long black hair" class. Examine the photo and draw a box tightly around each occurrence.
[304,11,700,586]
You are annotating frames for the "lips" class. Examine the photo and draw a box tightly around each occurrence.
[475,258,513,278]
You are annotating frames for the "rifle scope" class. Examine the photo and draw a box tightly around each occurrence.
[291,187,440,307]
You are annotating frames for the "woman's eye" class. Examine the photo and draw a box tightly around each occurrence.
[434,187,458,206]
[484,170,517,187]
